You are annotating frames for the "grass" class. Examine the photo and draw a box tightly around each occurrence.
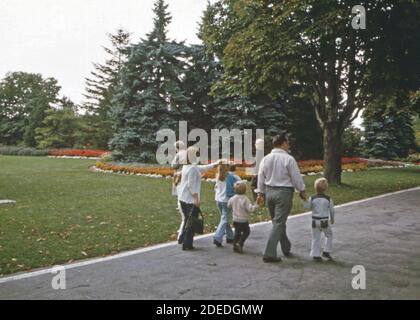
[0,155,419,276]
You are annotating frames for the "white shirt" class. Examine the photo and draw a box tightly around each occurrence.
[177,162,218,204]
[228,194,259,223]
[214,178,228,203]
[257,148,305,193]
[171,150,187,172]
[303,194,335,223]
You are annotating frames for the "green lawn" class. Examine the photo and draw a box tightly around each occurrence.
[0,156,419,276]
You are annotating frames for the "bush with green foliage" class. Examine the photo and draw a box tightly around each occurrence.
[363,96,416,160]
[342,126,363,157]
[0,146,50,156]
[405,153,420,163]
[35,98,80,149]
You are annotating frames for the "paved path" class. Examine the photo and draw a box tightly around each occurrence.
[1,188,420,300]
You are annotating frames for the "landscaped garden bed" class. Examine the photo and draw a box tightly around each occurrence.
[48,149,108,159]
[92,157,407,180]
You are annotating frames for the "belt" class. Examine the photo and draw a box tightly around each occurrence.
[312,216,329,220]
[266,186,294,191]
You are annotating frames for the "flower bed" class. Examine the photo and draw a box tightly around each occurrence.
[94,157,372,180]
[94,162,174,177]
[49,149,108,158]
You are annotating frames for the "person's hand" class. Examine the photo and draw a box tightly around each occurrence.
[218,158,229,165]
[256,193,265,206]
[193,195,200,208]
[299,191,307,201]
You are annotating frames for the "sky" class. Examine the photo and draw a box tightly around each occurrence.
[0,0,208,104]
[0,0,363,127]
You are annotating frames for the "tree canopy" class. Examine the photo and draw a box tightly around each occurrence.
[200,0,420,183]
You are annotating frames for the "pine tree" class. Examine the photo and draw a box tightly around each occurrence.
[83,28,130,148]
[110,0,189,162]
[35,97,79,149]
[363,95,416,159]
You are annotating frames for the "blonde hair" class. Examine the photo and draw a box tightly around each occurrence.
[217,163,229,181]
[234,181,247,195]
[174,140,185,151]
[255,138,264,150]
[314,178,328,194]
[186,146,199,164]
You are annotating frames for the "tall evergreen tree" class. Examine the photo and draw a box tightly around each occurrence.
[362,95,416,159]
[83,28,131,148]
[110,0,189,161]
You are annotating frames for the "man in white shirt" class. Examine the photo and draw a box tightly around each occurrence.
[256,132,306,263]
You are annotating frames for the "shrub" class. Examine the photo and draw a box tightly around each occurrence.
[100,152,114,162]
[0,146,50,156]
[405,153,420,163]
[342,126,363,157]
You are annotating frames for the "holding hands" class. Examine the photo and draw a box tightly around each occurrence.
[256,193,265,207]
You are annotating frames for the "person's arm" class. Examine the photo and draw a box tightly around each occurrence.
[245,197,259,213]
[227,198,233,209]
[329,199,335,224]
[287,157,306,199]
[302,196,312,210]
[187,168,201,207]
[171,154,180,169]
[256,157,266,195]
[197,161,219,174]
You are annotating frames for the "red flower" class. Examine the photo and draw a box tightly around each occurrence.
[49,149,108,157]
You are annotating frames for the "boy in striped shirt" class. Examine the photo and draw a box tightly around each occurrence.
[303,178,335,261]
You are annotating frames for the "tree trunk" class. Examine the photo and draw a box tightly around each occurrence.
[323,124,342,185]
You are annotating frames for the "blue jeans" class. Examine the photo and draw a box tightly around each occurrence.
[214,202,234,243]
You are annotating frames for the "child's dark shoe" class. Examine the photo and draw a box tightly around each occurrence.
[263,256,282,263]
[322,252,333,260]
[313,256,323,262]
[233,243,240,253]
[284,252,295,258]
[213,239,223,247]
[226,239,234,244]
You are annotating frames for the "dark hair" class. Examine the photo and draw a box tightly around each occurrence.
[229,164,236,172]
[272,131,289,147]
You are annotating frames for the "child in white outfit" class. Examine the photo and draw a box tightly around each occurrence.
[227,181,261,253]
[303,178,335,261]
